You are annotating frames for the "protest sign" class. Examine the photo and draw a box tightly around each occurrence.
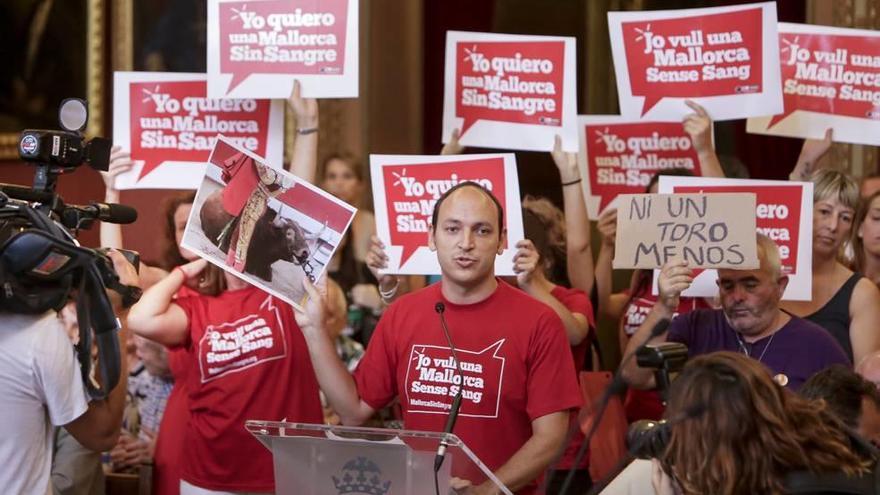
[181,136,356,310]
[608,2,782,121]
[747,23,880,146]
[613,193,758,270]
[207,0,358,98]
[577,115,703,218]
[113,72,284,190]
[370,154,524,275]
[656,176,814,300]
[442,31,578,152]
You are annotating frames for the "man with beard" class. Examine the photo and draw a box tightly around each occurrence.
[622,234,849,391]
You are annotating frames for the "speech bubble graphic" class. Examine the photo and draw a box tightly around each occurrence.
[767,32,880,129]
[454,40,565,137]
[381,157,508,269]
[584,122,701,213]
[218,0,349,95]
[620,7,763,117]
[405,339,506,418]
[128,80,272,182]
[673,184,803,275]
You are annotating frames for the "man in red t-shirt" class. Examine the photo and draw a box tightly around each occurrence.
[297,183,582,494]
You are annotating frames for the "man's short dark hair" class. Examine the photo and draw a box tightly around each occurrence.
[800,365,880,429]
[430,182,504,235]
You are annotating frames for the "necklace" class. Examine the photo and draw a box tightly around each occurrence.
[735,330,777,363]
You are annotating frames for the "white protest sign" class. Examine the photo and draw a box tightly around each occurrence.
[656,175,814,301]
[608,2,782,121]
[207,0,359,98]
[113,71,284,189]
[442,31,578,152]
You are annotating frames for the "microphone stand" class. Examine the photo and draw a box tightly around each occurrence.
[433,301,465,495]
[553,318,671,495]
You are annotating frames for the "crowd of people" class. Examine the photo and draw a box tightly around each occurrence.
[6,85,880,495]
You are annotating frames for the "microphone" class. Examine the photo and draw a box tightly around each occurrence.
[62,202,138,227]
[77,202,139,224]
[433,301,465,474]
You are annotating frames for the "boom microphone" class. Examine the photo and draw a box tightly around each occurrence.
[433,301,465,474]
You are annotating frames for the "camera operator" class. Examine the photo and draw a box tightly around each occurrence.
[0,249,138,494]
[621,234,849,392]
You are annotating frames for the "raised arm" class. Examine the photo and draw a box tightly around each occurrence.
[99,147,133,249]
[125,259,205,347]
[296,278,377,425]
[287,80,319,183]
[683,100,724,178]
[594,208,630,321]
[551,135,594,296]
[789,128,833,181]
[620,259,692,389]
[515,239,589,345]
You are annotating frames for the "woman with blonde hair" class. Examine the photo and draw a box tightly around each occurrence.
[782,168,880,364]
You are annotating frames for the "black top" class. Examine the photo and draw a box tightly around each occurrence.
[806,273,862,362]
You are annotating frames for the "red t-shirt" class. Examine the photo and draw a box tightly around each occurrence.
[352,281,582,493]
[621,292,710,422]
[550,285,594,471]
[154,285,200,495]
[175,286,323,492]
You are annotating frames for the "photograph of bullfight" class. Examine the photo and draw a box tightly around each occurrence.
[181,137,357,310]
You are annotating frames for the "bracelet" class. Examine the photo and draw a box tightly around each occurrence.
[174,266,187,279]
[561,178,582,186]
[296,127,318,135]
[379,278,400,301]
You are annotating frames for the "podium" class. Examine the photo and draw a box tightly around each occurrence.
[246,421,513,495]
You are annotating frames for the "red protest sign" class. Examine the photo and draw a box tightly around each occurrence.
[207,0,358,98]
[455,41,564,135]
[370,154,525,276]
[609,3,781,122]
[381,158,508,268]
[113,72,283,190]
[443,32,578,152]
[578,116,702,218]
[747,24,880,146]
[673,184,803,275]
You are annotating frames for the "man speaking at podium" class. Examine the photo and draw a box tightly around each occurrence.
[296,182,582,494]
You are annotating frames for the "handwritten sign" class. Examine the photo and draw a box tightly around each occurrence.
[577,115,703,218]
[608,2,781,121]
[113,71,284,190]
[442,31,578,152]
[656,176,814,300]
[747,23,880,146]
[613,193,758,270]
[370,154,524,275]
[207,0,359,98]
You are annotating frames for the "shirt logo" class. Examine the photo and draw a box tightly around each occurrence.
[404,339,505,418]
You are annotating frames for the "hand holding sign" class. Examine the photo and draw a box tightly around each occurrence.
[657,259,695,311]
[613,193,759,270]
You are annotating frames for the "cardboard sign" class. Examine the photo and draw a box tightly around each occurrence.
[207,0,359,98]
[112,72,284,190]
[181,136,356,310]
[442,31,578,152]
[747,23,880,146]
[370,154,524,275]
[613,193,758,270]
[577,115,704,218]
[608,2,782,121]
[657,176,814,301]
